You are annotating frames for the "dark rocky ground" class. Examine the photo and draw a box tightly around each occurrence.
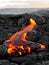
[0,9,49,65]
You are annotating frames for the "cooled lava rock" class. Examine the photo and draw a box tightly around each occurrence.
[0,10,49,65]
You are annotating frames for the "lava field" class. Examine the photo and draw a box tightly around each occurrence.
[0,10,49,65]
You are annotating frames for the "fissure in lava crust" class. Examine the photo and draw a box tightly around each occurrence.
[3,18,45,56]
[0,10,49,65]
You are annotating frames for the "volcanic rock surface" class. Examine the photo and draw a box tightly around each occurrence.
[0,10,49,65]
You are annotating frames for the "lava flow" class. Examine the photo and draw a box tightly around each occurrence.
[4,18,46,55]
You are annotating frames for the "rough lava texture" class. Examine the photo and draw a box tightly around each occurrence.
[0,10,49,65]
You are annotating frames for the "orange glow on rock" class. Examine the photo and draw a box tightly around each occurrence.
[21,32,27,41]
[27,46,31,53]
[4,18,38,55]
[30,18,36,25]
[18,51,22,56]
[18,45,24,50]
[7,44,17,54]
[39,44,46,49]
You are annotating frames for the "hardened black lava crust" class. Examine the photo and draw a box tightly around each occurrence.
[0,10,49,65]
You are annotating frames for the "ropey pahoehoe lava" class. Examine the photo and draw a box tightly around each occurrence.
[2,18,46,56]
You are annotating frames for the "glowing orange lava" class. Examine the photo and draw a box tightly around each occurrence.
[7,44,17,54]
[4,18,46,55]
[39,44,46,49]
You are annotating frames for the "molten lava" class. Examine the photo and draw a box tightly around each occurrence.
[39,44,46,49]
[4,18,46,55]
[7,44,17,54]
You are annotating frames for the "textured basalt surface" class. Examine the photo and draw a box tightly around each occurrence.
[0,10,49,65]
